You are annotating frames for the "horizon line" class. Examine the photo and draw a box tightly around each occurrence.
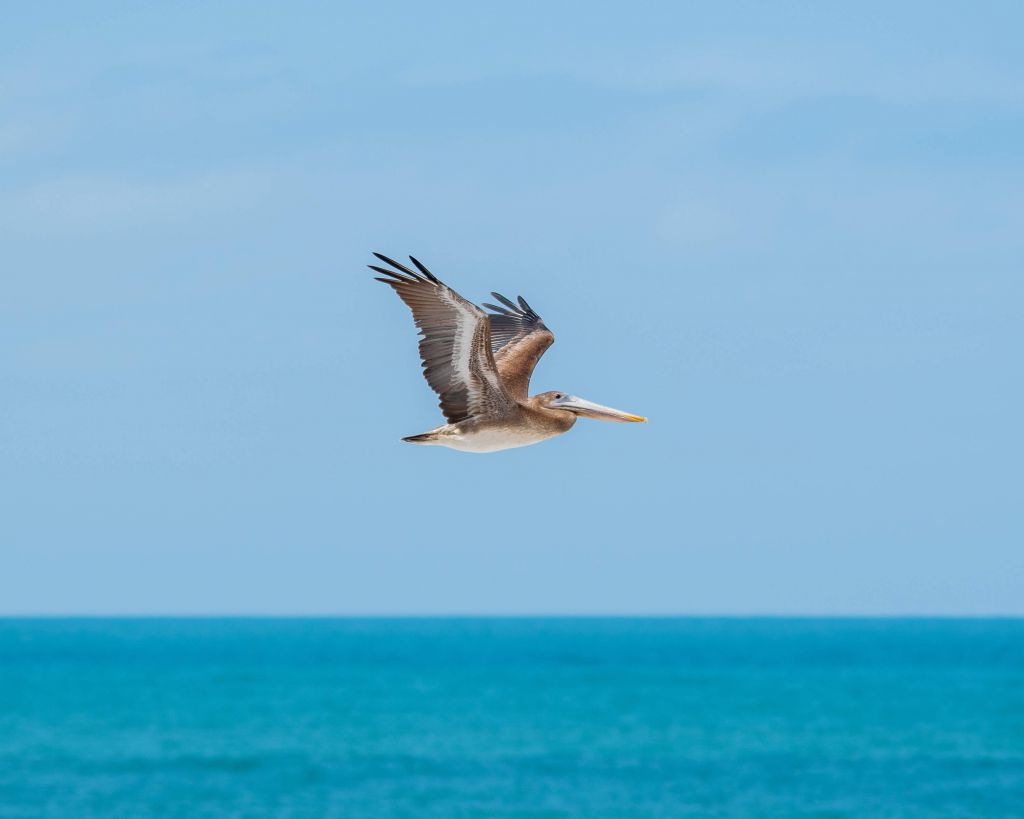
[2,612,1022,620]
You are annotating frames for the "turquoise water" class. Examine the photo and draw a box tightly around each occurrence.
[1,619,1022,818]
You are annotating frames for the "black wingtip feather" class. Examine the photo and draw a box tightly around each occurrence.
[372,252,425,282]
[408,256,440,284]
[490,292,520,312]
[369,264,418,284]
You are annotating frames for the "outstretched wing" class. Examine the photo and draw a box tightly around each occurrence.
[372,253,514,424]
[482,292,554,401]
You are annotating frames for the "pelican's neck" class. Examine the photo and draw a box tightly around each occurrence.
[523,395,577,433]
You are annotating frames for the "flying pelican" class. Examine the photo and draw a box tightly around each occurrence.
[371,252,646,453]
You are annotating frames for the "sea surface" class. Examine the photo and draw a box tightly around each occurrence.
[1,618,1022,818]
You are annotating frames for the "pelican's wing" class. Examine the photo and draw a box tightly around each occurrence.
[372,253,514,424]
[482,292,555,401]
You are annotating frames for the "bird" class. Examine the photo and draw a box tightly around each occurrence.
[371,252,646,453]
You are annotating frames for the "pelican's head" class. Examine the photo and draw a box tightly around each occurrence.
[539,391,647,423]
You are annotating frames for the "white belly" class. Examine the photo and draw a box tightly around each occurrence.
[441,426,558,453]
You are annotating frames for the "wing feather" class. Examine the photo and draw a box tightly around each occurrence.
[373,254,513,423]
[484,291,555,401]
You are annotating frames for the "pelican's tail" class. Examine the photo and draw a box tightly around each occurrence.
[402,431,442,445]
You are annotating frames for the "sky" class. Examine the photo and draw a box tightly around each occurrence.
[2,2,1022,615]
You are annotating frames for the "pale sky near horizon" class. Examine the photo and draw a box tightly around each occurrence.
[3,2,1022,615]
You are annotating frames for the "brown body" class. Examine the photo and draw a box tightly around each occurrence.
[410,397,577,453]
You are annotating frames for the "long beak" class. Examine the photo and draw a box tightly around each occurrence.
[552,395,647,423]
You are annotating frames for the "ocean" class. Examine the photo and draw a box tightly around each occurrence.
[1,618,1021,818]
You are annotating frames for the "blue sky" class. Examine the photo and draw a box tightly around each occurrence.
[2,2,1021,614]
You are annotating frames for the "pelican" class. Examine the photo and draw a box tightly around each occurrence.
[371,252,646,453]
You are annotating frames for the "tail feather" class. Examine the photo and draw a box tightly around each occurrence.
[402,432,440,445]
